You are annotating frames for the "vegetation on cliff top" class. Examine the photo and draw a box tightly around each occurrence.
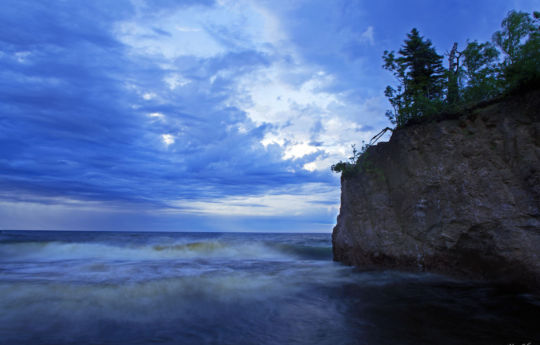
[383,10,539,127]
[332,10,539,177]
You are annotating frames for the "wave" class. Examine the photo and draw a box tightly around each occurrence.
[270,243,333,260]
[0,238,332,262]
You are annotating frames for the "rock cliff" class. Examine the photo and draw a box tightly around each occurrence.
[332,88,540,289]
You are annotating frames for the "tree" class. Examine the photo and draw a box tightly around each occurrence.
[446,43,462,105]
[383,29,446,127]
[334,10,539,176]
[461,41,500,101]
[493,10,540,88]
[493,11,535,64]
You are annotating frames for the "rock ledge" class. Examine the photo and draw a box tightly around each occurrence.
[332,88,540,290]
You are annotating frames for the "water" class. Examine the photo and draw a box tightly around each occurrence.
[0,231,539,345]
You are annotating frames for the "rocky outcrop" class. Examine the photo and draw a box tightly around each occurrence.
[332,88,540,290]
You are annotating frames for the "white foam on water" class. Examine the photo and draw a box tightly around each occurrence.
[0,270,311,324]
[0,239,293,262]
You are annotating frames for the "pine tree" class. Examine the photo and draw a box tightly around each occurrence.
[383,29,446,127]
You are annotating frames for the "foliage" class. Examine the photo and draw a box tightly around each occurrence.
[461,41,501,102]
[495,11,540,89]
[383,29,446,126]
[332,10,540,176]
[382,10,539,129]
[493,11,535,65]
[331,143,368,177]
[331,143,387,180]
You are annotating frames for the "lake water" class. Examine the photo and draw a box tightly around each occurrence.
[0,230,539,345]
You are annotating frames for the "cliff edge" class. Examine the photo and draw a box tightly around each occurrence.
[332,88,540,289]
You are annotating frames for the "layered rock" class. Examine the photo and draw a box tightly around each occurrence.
[332,88,540,289]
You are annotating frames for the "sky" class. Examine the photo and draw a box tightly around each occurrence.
[1,0,538,232]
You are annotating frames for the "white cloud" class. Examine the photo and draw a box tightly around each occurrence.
[302,162,318,172]
[172,183,339,217]
[114,0,287,59]
[14,51,31,63]
[175,26,201,32]
[228,59,385,171]
[142,92,156,100]
[117,1,388,173]
[359,26,375,45]
[161,134,175,146]
[283,143,320,160]
[164,73,191,90]
[114,10,224,59]
[148,112,165,120]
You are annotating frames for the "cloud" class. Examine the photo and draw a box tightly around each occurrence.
[172,183,339,217]
[175,26,201,33]
[359,26,375,45]
[0,0,393,230]
[161,134,175,146]
[227,59,387,171]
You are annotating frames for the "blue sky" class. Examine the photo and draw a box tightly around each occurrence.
[1,0,538,232]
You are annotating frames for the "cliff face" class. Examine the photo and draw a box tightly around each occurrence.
[332,89,540,289]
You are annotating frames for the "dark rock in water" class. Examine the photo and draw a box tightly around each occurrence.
[332,88,540,290]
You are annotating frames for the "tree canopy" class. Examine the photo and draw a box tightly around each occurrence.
[382,10,539,129]
[383,29,446,126]
[332,10,540,175]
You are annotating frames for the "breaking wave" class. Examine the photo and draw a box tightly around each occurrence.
[2,231,539,345]
[0,238,331,262]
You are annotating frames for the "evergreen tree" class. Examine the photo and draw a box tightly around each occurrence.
[383,29,446,127]
[334,10,540,176]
